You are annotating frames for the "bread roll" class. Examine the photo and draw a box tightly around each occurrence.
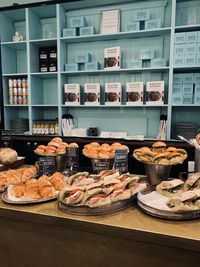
[0,148,18,164]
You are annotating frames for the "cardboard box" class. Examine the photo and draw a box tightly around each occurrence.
[183,94,193,104]
[84,83,100,105]
[173,74,183,84]
[131,9,150,21]
[146,81,164,105]
[194,73,200,84]
[39,47,48,60]
[63,28,77,37]
[174,32,186,44]
[172,94,183,105]
[186,31,198,43]
[85,62,100,71]
[64,84,80,105]
[105,82,121,105]
[49,47,57,60]
[40,62,48,72]
[174,54,184,66]
[145,19,161,30]
[197,55,200,65]
[183,83,194,94]
[151,58,166,67]
[68,16,86,28]
[195,84,200,95]
[75,53,91,63]
[184,54,196,66]
[183,73,194,84]
[104,47,121,70]
[126,82,143,105]
[49,61,57,72]
[174,44,185,55]
[80,26,95,36]
[194,95,200,104]
[172,84,183,95]
[128,60,142,69]
[127,22,140,31]
[65,63,79,72]
[139,48,155,60]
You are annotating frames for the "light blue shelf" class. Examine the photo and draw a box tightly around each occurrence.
[172,105,200,107]
[31,104,58,107]
[62,105,168,108]
[31,72,58,78]
[61,27,171,44]
[4,105,29,107]
[173,66,200,71]
[1,41,27,50]
[3,73,28,77]
[29,39,57,46]
[175,24,200,32]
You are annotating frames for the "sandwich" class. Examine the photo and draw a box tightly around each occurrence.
[133,147,155,163]
[59,186,84,205]
[156,179,184,197]
[128,181,147,196]
[184,172,200,191]
[167,152,185,165]
[167,189,200,211]
[152,141,167,153]
[153,153,170,165]
[84,189,111,207]
[110,188,131,203]
[100,170,120,180]
[175,148,187,160]
[67,172,89,185]
[102,179,121,194]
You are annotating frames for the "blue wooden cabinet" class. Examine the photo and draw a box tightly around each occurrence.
[0,0,200,139]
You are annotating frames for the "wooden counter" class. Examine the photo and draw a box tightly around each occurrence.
[0,198,199,267]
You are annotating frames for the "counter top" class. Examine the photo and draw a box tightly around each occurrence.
[0,197,200,253]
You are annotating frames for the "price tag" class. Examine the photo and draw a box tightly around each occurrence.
[1,130,12,147]
[39,156,55,176]
[92,158,113,173]
[66,147,79,168]
[114,149,128,173]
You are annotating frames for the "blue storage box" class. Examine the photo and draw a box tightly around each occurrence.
[185,44,197,54]
[68,16,86,28]
[172,94,183,104]
[197,55,200,65]
[172,84,183,95]
[194,95,200,104]
[131,9,150,22]
[173,74,183,84]
[174,54,184,66]
[183,94,193,104]
[194,73,200,84]
[80,26,95,36]
[151,58,166,67]
[184,54,196,66]
[139,49,154,60]
[174,44,185,55]
[75,53,91,63]
[145,19,161,30]
[197,44,200,55]
[198,31,200,43]
[63,28,78,37]
[127,22,140,31]
[195,84,200,95]
[183,84,194,94]
[183,73,194,84]
[128,60,143,69]
[186,31,198,43]
[65,63,79,72]
[85,62,100,71]
[174,32,186,44]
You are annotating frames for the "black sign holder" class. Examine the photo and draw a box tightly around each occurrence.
[114,149,128,174]
[38,156,56,176]
[1,129,12,148]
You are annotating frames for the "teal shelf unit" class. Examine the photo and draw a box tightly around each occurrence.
[0,0,200,139]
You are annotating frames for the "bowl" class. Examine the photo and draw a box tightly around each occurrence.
[144,163,172,185]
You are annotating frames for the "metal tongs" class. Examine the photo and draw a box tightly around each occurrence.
[177,135,200,150]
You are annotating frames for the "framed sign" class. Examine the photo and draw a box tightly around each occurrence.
[66,147,79,169]
[39,156,56,176]
[100,10,120,34]
[114,149,128,173]
[1,130,12,147]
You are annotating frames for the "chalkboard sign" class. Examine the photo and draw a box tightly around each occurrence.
[1,130,12,147]
[66,147,79,168]
[91,158,114,173]
[39,156,56,176]
[114,149,128,173]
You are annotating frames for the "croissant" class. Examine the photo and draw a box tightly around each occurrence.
[50,172,65,180]
[39,185,55,198]
[50,176,65,190]
[7,174,21,185]
[12,184,25,198]
[21,166,37,182]
[38,176,52,190]
[24,190,41,199]
[0,175,8,187]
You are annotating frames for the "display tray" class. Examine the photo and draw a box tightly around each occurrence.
[137,186,200,221]
[2,191,56,205]
[0,157,25,171]
[58,196,136,216]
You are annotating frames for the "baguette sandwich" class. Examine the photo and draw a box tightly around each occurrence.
[184,172,200,191]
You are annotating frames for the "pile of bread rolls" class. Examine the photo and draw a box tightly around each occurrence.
[35,137,78,156]
[10,172,65,200]
[0,148,18,164]
[133,141,187,165]
[83,142,129,159]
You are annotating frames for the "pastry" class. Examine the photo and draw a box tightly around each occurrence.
[68,142,79,148]
[0,148,18,164]
[12,184,25,198]
[35,145,47,155]
[45,146,57,155]
[184,172,200,191]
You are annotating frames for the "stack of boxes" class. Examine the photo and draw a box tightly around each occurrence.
[39,47,57,72]
[172,73,200,104]
[63,16,95,37]
[174,31,200,67]
[127,9,161,32]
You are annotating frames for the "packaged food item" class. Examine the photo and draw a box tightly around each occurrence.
[126,82,143,105]
[104,46,121,70]
[146,81,164,105]
[84,83,100,105]
[105,82,121,105]
[64,84,80,105]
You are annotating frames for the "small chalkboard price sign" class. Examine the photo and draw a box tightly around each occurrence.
[39,156,55,176]
[1,130,12,148]
[114,149,128,173]
[66,147,79,169]
[91,158,114,173]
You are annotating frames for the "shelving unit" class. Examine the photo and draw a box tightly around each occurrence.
[0,0,200,139]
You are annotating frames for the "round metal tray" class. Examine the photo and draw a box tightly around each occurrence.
[137,186,200,221]
[58,196,135,216]
[2,191,56,205]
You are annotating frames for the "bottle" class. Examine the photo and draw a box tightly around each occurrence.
[32,121,37,135]
[44,121,49,135]
[55,119,59,135]
[50,120,55,135]
[8,78,13,88]
[40,121,45,135]
[36,121,41,135]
